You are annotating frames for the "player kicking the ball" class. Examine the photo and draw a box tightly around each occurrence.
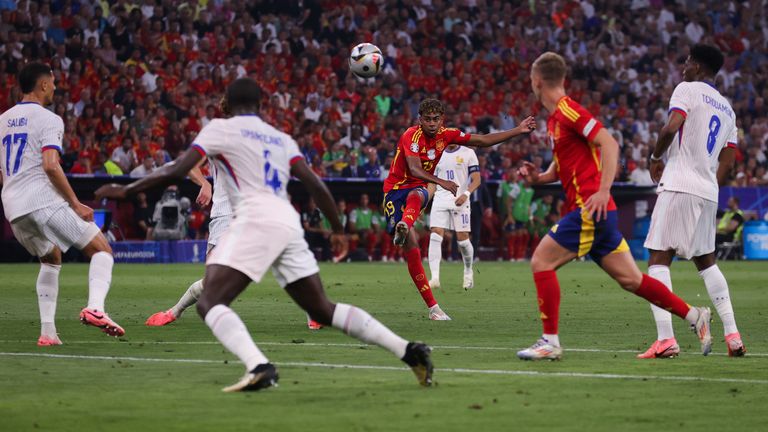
[639,44,745,358]
[426,143,481,290]
[1,63,123,345]
[383,98,535,320]
[516,52,713,361]
[97,78,434,391]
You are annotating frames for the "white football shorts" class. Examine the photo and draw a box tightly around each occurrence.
[206,212,319,287]
[429,199,471,232]
[10,203,101,257]
[644,191,717,259]
[206,214,231,254]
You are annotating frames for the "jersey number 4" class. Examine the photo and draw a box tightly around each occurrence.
[2,133,28,176]
[263,150,282,193]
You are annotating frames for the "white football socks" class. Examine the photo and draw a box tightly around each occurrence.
[37,263,61,338]
[543,333,560,347]
[700,264,738,335]
[648,265,675,340]
[205,304,268,371]
[458,239,473,273]
[87,252,113,312]
[428,233,443,281]
[332,303,408,359]
[171,279,204,318]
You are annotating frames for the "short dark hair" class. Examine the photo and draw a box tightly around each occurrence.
[690,44,724,75]
[418,98,445,116]
[18,62,52,93]
[225,78,262,113]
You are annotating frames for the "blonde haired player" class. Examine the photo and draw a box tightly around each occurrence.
[1,62,123,345]
[640,44,745,358]
[427,144,481,291]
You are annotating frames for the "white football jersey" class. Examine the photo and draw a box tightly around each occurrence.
[433,146,479,205]
[208,160,233,218]
[658,81,737,202]
[0,102,67,222]
[192,115,302,221]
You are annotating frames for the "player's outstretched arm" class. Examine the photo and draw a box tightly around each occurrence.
[466,116,536,148]
[518,161,558,185]
[95,148,203,200]
[405,154,458,195]
[42,149,93,221]
[583,128,619,222]
[650,111,685,183]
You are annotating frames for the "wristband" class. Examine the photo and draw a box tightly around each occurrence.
[463,191,471,197]
[650,153,662,162]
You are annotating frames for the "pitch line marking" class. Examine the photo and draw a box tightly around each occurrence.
[0,340,764,357]
[0,352,765,385]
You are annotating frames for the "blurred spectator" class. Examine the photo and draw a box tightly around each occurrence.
[630,159,654,186]
[130,155,155,178]
[716,197,745,246]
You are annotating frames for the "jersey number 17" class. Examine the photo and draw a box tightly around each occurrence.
[2,133,28,176]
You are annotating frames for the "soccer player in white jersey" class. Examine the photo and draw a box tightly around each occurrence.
[96,78,434,391]
[427,144,480,290]
[641,44,745,358]
[145,101,234,327]
[0,63,123,345]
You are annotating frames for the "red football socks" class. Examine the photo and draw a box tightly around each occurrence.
[635,274,690,318]
[533,270,561,334]
[405,247,437,308]
[402,193,423,229]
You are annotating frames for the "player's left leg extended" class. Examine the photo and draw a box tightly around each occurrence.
[285,273,434,386]
[79,231,124,337]
[693,253,745,357]
[599,250,713,355]
[197,264,277,392]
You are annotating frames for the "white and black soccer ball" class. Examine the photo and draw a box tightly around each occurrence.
[349,43,383,79]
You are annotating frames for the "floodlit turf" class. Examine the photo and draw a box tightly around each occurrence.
[1,260,766,431]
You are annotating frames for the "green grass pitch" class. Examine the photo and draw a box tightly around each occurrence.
[1,261,766,431]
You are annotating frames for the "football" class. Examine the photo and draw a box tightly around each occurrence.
[349,42,383,78]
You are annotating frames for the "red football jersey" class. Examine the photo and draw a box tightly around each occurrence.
[547,96,616,214]
[383,126,471,192]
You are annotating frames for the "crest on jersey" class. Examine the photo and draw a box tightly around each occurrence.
[410,143,419,153]
[456,156,464,164]
[427,149,436,160]
[435,139,445,151]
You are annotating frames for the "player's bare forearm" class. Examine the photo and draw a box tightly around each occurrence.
[125,149,203,196]
[187,160,209,187]
[717,146,736,186]
[292,159,344,233]
[42,150,79,207]
[466,116,536,147]
[406,155,442,185]
[426,182,436,196]
[592,129,619,192]
[652,111,685,159]
[467,171,481,193]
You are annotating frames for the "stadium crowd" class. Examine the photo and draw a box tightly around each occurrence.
[1,0,767,254]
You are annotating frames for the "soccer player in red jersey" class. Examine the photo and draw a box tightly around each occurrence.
[383,98,536,320]
[516,52,714,360]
